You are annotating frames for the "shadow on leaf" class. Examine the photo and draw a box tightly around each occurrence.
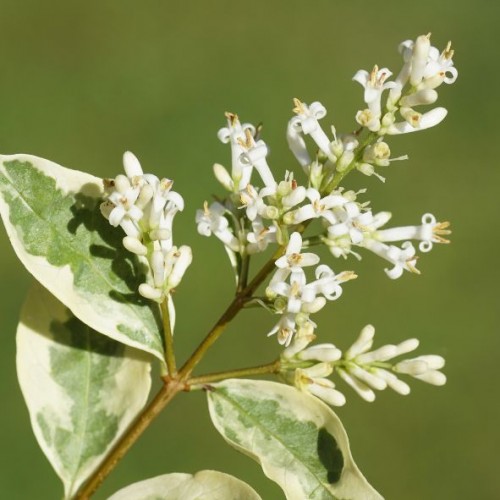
[67,187,159,324]
[317,427,344,484]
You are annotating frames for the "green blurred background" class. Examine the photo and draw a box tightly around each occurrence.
[0,0,497,498]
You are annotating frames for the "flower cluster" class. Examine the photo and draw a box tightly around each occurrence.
[323,211,450,279]
[97,34,454,411]
[282,324,446,406]
[265,232,356,346]
[192,34,455,406]
[101,152,192,303]
[355,34,457,136]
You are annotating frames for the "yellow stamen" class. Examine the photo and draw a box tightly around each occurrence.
[224,112,239,126]
[442,41,454,60]
[337,271,358,283]
[293,98,305,115]
[406,257,421,275]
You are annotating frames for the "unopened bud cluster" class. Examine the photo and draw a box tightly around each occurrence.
[281,324,446,406]
[101,152,192,303]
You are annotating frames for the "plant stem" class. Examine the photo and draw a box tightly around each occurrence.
[188,360,281,388]
[177,246,284,379]
[74,380,185,500]
[160,298,177,376]
[302,235,324,248]
[322,131,378,193]
[237,252,250,293]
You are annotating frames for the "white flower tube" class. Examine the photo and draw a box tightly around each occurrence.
[290,99,333,160]
[388,107,448,134]
[287,118,312,170]
[166,245,193,291]
[217,112,256,190]
[362,239,419,279]
[410,34,431,86]
[353,65,396,118]
[376,213,451,252]
[238,129,276,189]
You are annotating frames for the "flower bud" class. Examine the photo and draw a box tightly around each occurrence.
[123,236,148,256]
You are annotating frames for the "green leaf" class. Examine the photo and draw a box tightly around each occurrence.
[0,154,164,360]
[17,282,152,499]
[207,379,383,500]
[107,470,262,500]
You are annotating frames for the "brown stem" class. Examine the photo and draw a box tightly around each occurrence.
[322,131,378,193]
[187,360,281,387]
[178,247,283,379]
[236,252,250,293]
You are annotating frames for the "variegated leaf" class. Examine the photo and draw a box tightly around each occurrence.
[207,379,383,500]
[107,470,262,500]
[0,154,164,360]
[17,282,152,499]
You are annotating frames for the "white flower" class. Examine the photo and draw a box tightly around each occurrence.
[325,209,449,277]
[387,35,457,129]
[281,320,316,358]
[288,99,333,160]
[362,239,419,279]
[102,152,190,301]
[353,65,397,120]
[375,213,451,252]
[270,263,354,317]
[423,41,457,86]
[276,172,307,211]
[305,265,356,302]
[287,117,312,170]
[246,219,277,254]
[106,174,142,226]
[270,232,320,288]
[284,188,347,225]
[268,259,355,348]
[270,272,314,314]
[238,128,276,189]
[398,35,457,89]
[217,112,256,191]
[196,201,240,252]
[323,205,375,259]
[239,184,275,221]
[267,313,297,346]
[139,244,193,302]
[144,176,184,230]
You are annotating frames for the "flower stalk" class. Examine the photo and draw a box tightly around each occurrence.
[160,298,176,376]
